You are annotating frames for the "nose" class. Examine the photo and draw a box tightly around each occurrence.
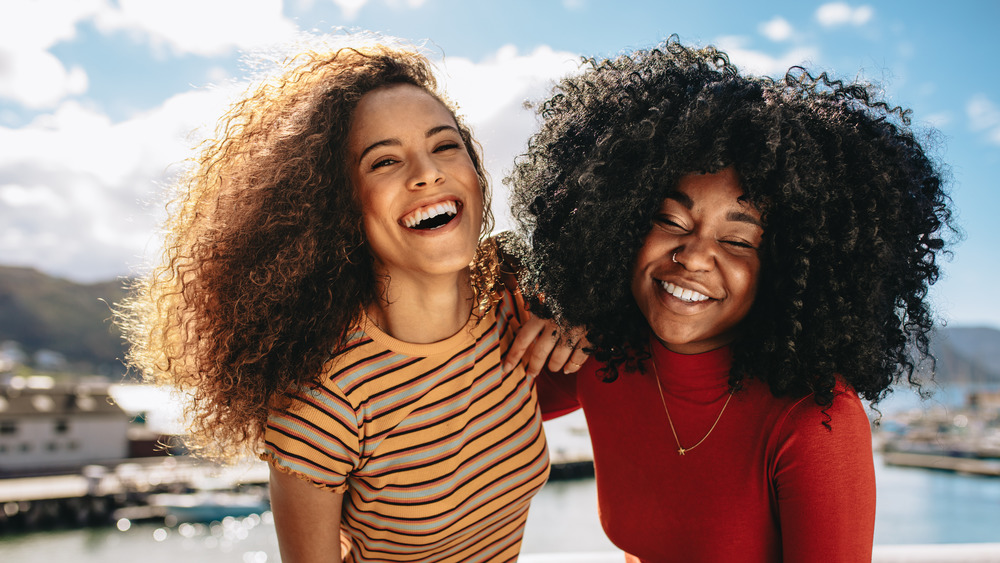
[672,237,716,272]
[408,153,444,190]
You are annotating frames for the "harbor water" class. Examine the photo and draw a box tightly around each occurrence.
[1,452,999,561]
[3,385,999,561]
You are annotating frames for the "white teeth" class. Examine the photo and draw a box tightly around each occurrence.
[661,281,710,303]
[402,201,458,228]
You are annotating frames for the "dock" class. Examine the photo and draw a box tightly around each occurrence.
[0,457,269,532]
[0,418,595,534]
[881,451,1000,477]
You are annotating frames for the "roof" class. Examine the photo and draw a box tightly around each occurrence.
[0,380,127,418]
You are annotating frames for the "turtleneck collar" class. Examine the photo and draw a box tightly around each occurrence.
[648,334,733,393]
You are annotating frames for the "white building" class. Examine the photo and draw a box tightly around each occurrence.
[0,376,130,475]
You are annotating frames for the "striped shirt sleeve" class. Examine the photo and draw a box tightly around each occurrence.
[264,378,362,492]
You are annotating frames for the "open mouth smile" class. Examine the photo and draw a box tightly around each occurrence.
[400,200,460,230]
[660,281,711,303]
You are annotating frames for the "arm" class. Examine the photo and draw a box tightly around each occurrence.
[773,389,876,562]
[535,363,583,420]
[263,379,360,563]
[269,465,346,563]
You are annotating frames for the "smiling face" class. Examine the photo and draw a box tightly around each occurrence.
[347,83,484,282]
[630,167,764,354]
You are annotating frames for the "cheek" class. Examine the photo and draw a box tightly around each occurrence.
[358,182,391,225]
[629,234,659,301]
[464,183,486,231]
[632,232,668,272]
[353,177,374,219]
[468,187,484,219]
[730,261,761,312]
[463,166,484,201]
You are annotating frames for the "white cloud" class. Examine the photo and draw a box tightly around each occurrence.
[967,94,1000,145]
[760,17,794,42]
[436,45,583,230]
[0,48,89,109]
[0,183,68,211]
[0,0,296,108]
[333,0,425,21]
[0,82,244,281]
[923,112,952,129]
[439,45,582,124]
[0,41,581,281]
[332,0,370,20]
[0,0,105,108]
[816,3,874,27]
[714,36,819,78]
[0,0,106,51]
[95,0,299,57]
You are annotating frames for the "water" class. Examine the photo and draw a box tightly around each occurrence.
[2,456,998,561]
[3,386,998,560]
[524,455,1000,551]
[874,456,1000,544]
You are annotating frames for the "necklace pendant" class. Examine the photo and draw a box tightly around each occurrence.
[677,447,686,456]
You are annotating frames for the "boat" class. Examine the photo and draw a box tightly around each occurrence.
[146,487,269,524]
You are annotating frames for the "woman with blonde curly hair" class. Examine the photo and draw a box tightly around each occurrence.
[122,38,586,563]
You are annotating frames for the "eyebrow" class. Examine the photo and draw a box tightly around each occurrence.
[356,125,460,163]
[665,191,764,228]
[727,210,764,228]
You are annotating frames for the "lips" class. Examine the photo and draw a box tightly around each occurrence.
[400,199,460,229]
[659,280,711,303]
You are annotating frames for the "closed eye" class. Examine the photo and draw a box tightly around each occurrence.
[654,214,687,232]
[371,157,398,169]
[434,142,461,153]
[721,239,757,250]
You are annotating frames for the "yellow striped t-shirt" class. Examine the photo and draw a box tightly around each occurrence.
[263,288,550,562]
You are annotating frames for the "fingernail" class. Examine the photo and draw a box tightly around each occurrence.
[502,362,512,373]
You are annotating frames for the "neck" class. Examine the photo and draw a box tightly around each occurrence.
[367,268,476,344]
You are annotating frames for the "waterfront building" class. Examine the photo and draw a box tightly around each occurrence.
[0,376,130,475]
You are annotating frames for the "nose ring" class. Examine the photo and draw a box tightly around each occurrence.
[672,251,679,264]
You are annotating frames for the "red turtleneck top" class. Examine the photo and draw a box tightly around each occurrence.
[538,340,876,562]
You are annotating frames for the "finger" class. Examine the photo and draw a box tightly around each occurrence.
[503,316,545,373]
[524,326,560,377]
[562,329,591,373]
[563,346,590,374]
[545,337,575,373]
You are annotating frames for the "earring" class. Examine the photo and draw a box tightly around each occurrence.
[672,251,679,264]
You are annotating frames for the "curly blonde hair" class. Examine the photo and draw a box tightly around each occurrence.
[121,41,496,461]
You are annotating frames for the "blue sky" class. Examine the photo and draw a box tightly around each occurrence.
[1,0,998,330]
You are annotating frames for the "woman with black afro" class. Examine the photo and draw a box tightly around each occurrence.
[509,36,954,562]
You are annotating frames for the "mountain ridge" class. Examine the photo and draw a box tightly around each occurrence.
[0,265,129,376]
[1,265,998,384]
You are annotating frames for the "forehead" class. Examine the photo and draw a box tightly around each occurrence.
[672,168,744,202]
[664,169,763,225]
[348,84,455,143]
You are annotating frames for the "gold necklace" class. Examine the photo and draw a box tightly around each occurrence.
[652,361,734,456]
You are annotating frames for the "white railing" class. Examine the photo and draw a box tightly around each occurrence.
[519,544,1000,563]
[873,544,1000,562]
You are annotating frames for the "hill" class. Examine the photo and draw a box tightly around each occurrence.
[0,266,129,376]
[928,326,1000,386]
[0,265,998,384]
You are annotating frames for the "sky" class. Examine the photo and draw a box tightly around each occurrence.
[1,0,998,330]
